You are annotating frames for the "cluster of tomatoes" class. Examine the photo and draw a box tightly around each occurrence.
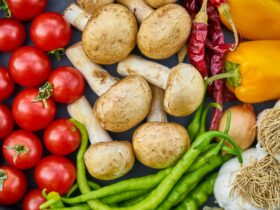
[0,0,86,209]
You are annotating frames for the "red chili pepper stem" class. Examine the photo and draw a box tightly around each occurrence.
[194,0,208,24]
[217,3,239,51]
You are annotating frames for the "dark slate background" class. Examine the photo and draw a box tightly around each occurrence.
[0,0,274,209]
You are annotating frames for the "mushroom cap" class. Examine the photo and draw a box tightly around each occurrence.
[94,75,152,132]
[164,63,204,116]
[82,4,138,64]
[133,122,190,169]
[137,4,191,59]
[145,0,177,8]
[84,141,135,180]
[77,0,114,13]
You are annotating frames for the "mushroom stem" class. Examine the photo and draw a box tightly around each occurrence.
[117,55,169,89]
[67,96,112,144]
[116,0,154,23]
[147,85,167,123]
[63,3,91,31]
[66,42,118,96]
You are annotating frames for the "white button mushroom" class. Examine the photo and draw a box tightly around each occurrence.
[116,0,191,59]
[64,3,137,64]
[66,43,152,132]
[76,0,114,13]
[144,0,177,8]
[133,85,190,169]
[67,96,135,180]
[117,55,204,117]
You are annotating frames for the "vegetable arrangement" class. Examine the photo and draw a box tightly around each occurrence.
[0,0,279,210]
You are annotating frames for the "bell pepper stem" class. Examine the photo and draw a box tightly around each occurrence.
[224,61,242,89]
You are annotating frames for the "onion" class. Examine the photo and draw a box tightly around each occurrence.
[218,104,256,150]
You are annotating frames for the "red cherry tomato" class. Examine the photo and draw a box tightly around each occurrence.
[48,66,85,104]
[34,155,76,195]
[3,130,43,169]
[0,104,14,139]
[9,46,51,87]
[5,0,47,21]
[0,18,25,52]
[12,88,56,131]
[44,119,81,156]
[30,12,72,52]
[0,66,15,101]
[0,166,27,205]
[23,189,45,210]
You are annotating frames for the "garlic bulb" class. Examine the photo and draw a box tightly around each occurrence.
[214,148,280,210]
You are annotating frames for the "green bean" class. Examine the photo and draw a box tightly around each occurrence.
[156,155,228,210]
[174,173,218,210]
[66,181,101,198]
[100,190,148,205]
[62,130,242,210]
[61,168,171,204]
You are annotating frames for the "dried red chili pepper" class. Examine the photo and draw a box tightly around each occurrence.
[187,0,209,78]
[209,0,238,50]
[206,3,232,130]
[183,0,199,19]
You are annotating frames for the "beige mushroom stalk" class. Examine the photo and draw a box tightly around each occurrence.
[66,43,152,132]
[67,96,135,180]
[76,0,114,13]
[133,85,190,169]
[116,0,191,59]
[117,55,204,117]
[64,3,137,64]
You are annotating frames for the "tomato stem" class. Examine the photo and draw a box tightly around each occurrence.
[0,169,7,191]
[48,48,65,61]
[32,82,53,108]
[0,0,11,18]
[4,144,29,164]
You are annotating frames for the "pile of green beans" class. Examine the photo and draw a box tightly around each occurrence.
[40,99,242,210]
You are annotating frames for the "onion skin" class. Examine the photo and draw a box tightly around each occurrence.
[218,104,256,150]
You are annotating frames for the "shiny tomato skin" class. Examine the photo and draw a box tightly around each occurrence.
[22,189,45,210]
[0,104,14,139]
[0,19,25,52]
[0,66,15,101]
[34,155,76,195]
[6,0,47,21]
[9,46,51,87]
[12,89,56,131]
[44,119,81,155]
[3,130,43,169]
[0,166,27,205]
[48,66,85,104]
[30,12,72,51]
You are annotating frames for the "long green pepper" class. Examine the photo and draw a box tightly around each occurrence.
[156,155,229,210]
[174,173,218,210]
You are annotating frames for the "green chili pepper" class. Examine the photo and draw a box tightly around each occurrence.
[156,155,229,210]
[100,190,148,205]
[174,173,218,210]
[66,181,101,198]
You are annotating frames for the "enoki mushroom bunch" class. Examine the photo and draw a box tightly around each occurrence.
[232,155,280,210]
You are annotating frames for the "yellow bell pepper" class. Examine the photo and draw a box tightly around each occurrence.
[225,40,280,103]
[220,0,280,40]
